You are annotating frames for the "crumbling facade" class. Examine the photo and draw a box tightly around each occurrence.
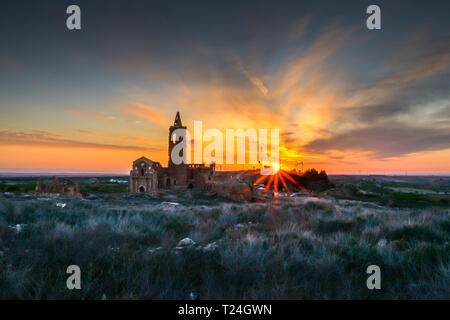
[129,112,215,193]
[35,177,81,197]
[129,157,160,192]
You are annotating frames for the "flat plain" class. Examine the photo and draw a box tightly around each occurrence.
[0,175,448,299]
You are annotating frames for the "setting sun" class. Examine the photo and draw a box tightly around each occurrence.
[272,163,280,172]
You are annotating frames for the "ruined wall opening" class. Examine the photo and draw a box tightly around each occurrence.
[139,186,145,193]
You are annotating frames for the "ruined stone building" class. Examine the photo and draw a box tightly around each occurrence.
[35,177,81,197]
[129,112,215,193]
[129,157,161,193]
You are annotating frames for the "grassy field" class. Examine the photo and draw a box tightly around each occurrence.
[0,176,448,299]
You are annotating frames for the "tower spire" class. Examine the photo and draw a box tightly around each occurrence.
[174,111,182,127]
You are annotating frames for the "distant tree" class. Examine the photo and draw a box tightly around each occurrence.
[294,168,332,192]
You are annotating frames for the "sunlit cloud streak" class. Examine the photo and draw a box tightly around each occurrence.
[67,109,116,121]
[0,130,160,151]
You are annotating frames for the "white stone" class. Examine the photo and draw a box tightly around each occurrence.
[177,237,196,247]
[203,242,218,251]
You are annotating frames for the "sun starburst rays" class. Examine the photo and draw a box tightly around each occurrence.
[252,165,303,201]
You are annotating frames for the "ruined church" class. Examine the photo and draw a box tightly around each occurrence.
[35,177,81,197]
[129,112,215,193]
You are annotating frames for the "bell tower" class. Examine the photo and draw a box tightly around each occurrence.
[168,112,187,167]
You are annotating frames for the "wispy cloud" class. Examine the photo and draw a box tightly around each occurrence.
[0,130,157,151]
[289,14,313,42]
[67,109,116,121]
[303,123,450,159]
[116,135,166,146]
[118,102,169,126]
[77,130,97,137]
[236,58,269,96]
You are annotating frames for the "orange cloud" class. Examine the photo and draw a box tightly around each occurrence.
[0,130,154,151]
[236,58,269,96]
[118,102,169,127]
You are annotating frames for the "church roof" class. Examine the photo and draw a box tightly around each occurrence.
[133,156,154,165]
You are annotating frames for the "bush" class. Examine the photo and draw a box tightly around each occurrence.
[293,169,332,192]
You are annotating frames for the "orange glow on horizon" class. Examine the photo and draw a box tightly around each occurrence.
[0,143,449,174]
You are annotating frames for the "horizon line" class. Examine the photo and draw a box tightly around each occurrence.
[0,171,449,178]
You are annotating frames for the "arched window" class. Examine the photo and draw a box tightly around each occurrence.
[141,168,145,176]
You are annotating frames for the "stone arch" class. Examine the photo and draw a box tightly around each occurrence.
[138,185,146,193]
